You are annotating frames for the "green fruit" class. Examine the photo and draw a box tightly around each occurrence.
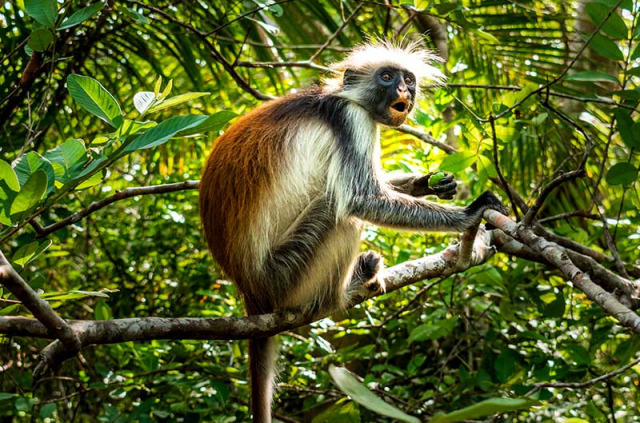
[428,172,446,187]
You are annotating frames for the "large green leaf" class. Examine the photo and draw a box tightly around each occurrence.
[10,170,47,216]
[67,74,124,128]
[24,0,58,28]
[13,152,56,195]
[44,139,87,182]
[328,365,419,423]
[440,151,477,172]
[564,71,619,84]
[589,34,624,61]
[586,2,628,39]
[177,111,237,137]
[58,1,105,30]
[122,115,209,153]
[606,163,638,185]
[430,398,541,423]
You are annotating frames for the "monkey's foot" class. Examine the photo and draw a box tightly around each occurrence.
[351,251,386,295]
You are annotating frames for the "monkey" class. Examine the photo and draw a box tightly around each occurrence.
[199,41,507,422]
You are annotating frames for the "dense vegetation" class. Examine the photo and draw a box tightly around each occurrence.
[1,0,640,422]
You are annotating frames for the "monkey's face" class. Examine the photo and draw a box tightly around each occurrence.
[370,67,417,127]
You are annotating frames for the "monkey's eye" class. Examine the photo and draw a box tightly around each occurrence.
[404,76,415,86]
[380,71,393,82]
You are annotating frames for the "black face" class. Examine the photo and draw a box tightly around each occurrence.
[344,66,417,127]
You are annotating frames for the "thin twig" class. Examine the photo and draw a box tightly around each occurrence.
[526,356,640,396]
[308,4,364,62]
[33,181,199,238]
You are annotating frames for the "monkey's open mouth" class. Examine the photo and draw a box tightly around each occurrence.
[390,99,409,113]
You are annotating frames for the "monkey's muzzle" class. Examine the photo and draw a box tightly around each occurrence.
[388,97,411,126]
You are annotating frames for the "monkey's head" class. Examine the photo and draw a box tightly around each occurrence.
[328,41,445,127]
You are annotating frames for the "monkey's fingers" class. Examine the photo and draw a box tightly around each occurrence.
[433,181,457,199]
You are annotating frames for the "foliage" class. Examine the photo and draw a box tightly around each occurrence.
[1,0,640,422]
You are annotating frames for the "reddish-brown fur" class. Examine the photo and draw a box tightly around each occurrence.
[200,99,287,300]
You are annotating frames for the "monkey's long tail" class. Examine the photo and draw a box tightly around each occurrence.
[249,336,277,423]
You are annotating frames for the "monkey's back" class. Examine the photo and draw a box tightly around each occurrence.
[200,91,345,305]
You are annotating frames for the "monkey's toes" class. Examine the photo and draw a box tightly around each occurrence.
[356,251,382,281]
[364,277,386,293]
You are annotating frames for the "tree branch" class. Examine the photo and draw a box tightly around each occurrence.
[0,250,80,353]
[0,226,494,373]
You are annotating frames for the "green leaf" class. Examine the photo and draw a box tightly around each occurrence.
[176,110,236,136]
[586,3,628,39]
[614,109,635,148]
[133,91,156,114]
[39,403,56,419]
[13,151,56,195]
[44,139,87,182]
[312,399,360,423]
[58,1,105,30]
[565,344,591,366]
[328,366,419,423]
[564,71,619,84]
[147,92,210,113]
[76,171,103,189]
[409,318,458,343]
[12,240,51,268]
[25,0,58,28]
[439,151,476,172]
[477,155,498,178]
[10,170,47,216]
[67,74,123,128]
[589,34,624,61]
[28,28,53,52]
[0,160,20,192]
[494,350,517,383]
[94,300,112,320]
[122,115,209,153]
[606,162,638,185]
[0,393,17,401]
[430,398,541,423]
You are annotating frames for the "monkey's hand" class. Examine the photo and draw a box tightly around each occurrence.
[411,172,457,199]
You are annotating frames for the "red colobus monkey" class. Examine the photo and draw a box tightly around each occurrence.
[200,42,507,422]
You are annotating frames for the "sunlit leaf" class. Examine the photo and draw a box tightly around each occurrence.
[10,170,47,216]
[122,115,209,153]
[440,151,476,172]
[67,74,123,128]
[328,366,419,423]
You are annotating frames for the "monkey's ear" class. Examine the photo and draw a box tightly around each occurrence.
[343,69,358,86]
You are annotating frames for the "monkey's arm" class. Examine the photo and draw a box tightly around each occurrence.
[386,173,457,199]
[349,191,506,232]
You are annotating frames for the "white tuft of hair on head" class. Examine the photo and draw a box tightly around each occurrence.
[324,39,446,94]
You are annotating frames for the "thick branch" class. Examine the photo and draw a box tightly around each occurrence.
[1,231,494,373]
[485,210,640,333]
